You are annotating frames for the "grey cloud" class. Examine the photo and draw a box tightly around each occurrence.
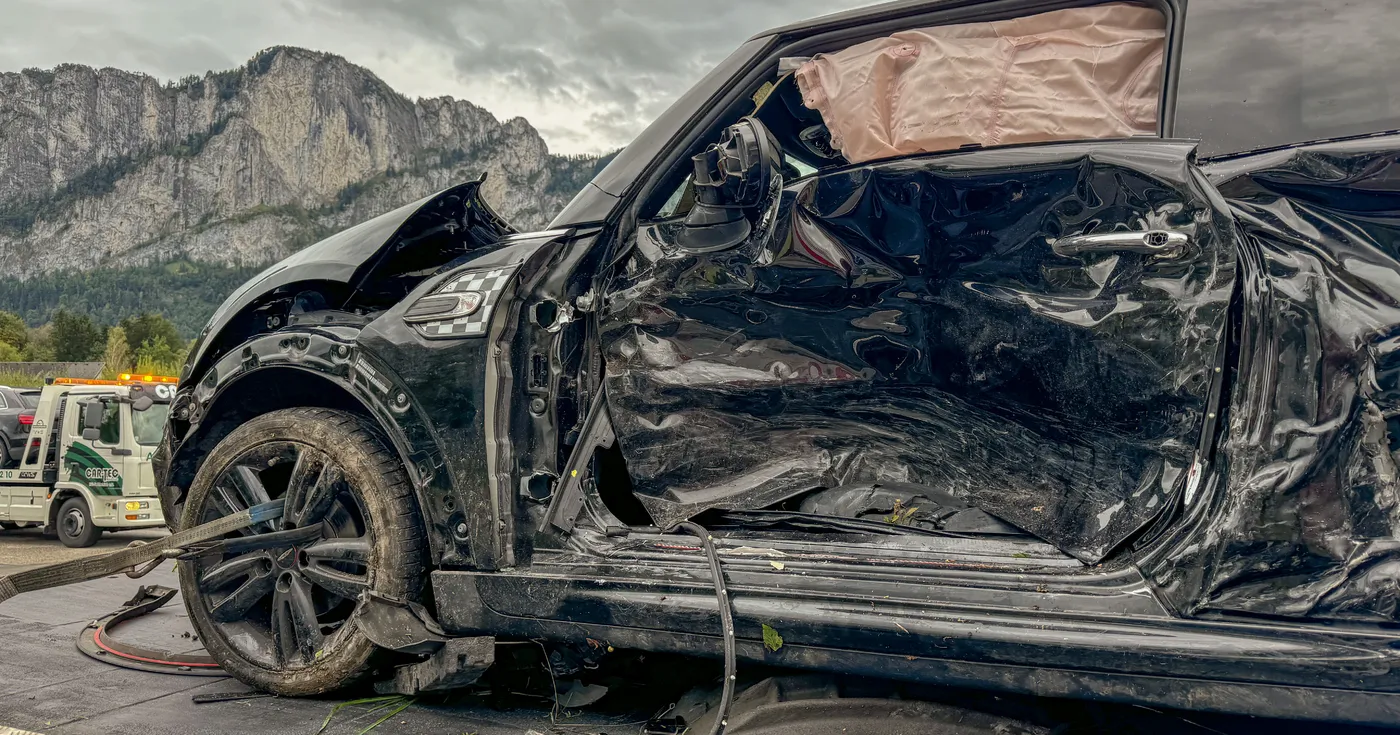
[331,0,862,148]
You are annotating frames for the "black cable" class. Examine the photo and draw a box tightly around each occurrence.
[673,521,736,735]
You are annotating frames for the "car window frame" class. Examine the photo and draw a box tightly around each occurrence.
[628,0,1184,227]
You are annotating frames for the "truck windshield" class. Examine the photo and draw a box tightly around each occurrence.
[132,403,170,446]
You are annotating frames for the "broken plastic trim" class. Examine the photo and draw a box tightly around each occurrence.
[354,590,450,657]
[76,585,223,676]
[701,510,987,539]
[540,386,616,533]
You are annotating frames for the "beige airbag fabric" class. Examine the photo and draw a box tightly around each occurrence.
[794,4,1165,164]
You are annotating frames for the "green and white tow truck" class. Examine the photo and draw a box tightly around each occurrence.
[0,376,175,547]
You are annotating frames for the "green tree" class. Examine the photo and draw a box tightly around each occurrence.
[100,326,133,378]
[0,341,21,362]
[21,324,54,361]
[51,309,102,361]
[0,259,262,339]
[0,311,27,351]
[119,313,182,357]
[133,336,185,377]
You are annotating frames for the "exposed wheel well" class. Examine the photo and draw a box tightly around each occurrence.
[165,366,372,525]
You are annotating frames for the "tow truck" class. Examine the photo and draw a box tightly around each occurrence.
[0,375,176,547]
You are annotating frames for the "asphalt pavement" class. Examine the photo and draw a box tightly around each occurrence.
[0,531,636,735]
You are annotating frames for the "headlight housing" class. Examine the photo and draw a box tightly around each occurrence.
[403,266,517,339]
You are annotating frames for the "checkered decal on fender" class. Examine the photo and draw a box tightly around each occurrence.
[413,266,516,338]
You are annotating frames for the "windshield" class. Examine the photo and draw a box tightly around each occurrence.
[18,391,39,410]
[131,402,170,446]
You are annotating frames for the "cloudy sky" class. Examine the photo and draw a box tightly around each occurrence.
[0,0,870,155]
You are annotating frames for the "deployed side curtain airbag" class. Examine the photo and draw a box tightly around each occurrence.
[794,4,1165,164]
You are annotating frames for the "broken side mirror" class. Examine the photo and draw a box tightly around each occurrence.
[80,401,103,441]
[679,116,782,252]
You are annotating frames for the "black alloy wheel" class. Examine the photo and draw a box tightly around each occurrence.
[179,408,425,695]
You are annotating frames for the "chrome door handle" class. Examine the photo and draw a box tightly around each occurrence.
[1051,229,1189,257]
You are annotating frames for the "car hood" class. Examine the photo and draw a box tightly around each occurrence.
[183,178,514,382]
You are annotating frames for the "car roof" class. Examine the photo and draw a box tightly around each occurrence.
[751,0,950,40]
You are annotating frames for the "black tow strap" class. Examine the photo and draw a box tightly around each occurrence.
[0,499,285,603]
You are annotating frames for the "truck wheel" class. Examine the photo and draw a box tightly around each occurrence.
[57,497,101,548]
[0,521,19,531]
[178,408,426,696]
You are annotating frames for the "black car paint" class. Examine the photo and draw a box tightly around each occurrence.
[597,139,1234,561]
[0,386,36,462]
[176,179,513,390]
[156,179,517,529]
[152,0,1400,724]
[357,231,571,569]
[154,226,556,567]
[1140,134,1400,622]
[430,549,1400,724]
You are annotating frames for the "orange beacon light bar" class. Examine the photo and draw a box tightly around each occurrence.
[119,373,179,384]
[49,374,179,387]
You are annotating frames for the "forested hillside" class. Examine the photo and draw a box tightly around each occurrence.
[0,260,262,338]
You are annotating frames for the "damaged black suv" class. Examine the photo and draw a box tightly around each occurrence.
[154,0,1400,725]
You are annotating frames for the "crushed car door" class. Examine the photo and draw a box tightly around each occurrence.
[599,139,1237,562]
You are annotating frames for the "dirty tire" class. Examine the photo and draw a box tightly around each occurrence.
[179,408,425,696]
[57,496,100,548]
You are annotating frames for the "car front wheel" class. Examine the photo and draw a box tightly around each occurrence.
[178,408,426,696]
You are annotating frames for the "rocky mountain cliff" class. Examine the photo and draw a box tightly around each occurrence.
[0,46,606,279]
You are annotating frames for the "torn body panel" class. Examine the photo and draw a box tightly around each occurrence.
[174,178,514,389]
[1149,134,1400,621]
[157,179,515,534]
[600,140,1236,562]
